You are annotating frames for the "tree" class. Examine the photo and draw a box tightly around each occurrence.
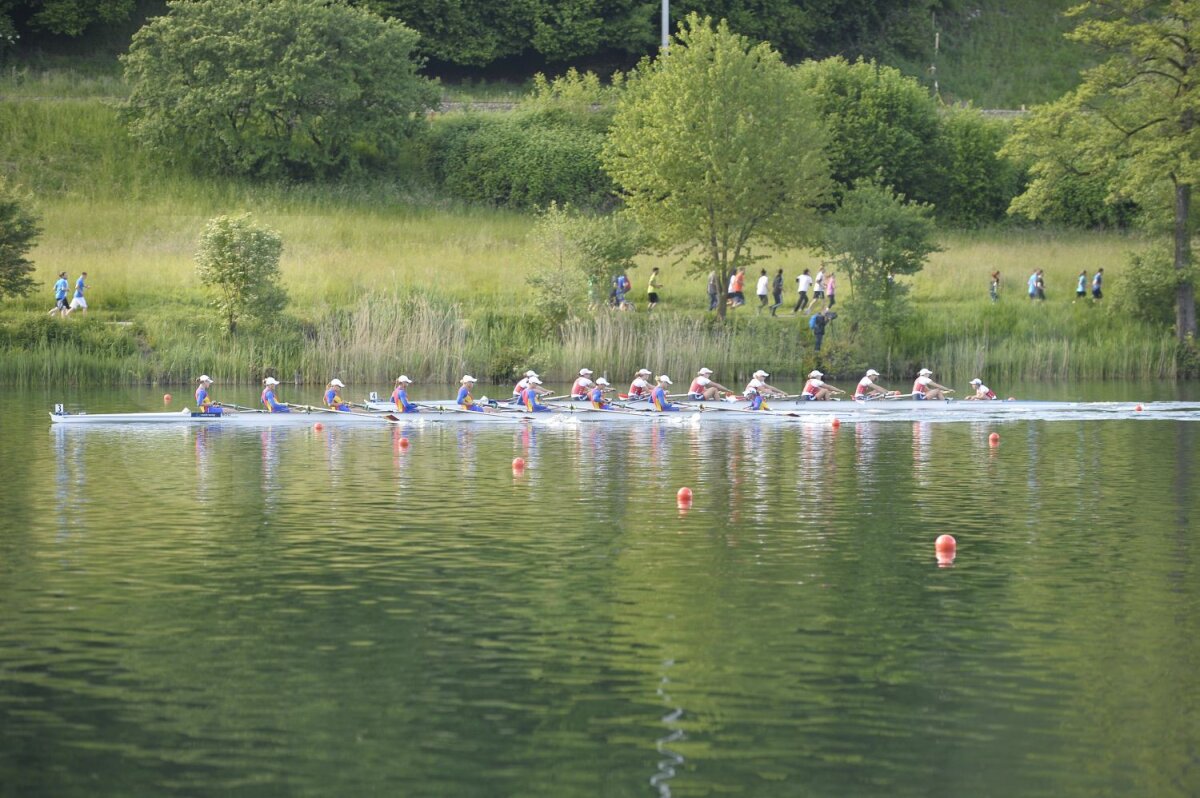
[196,214,286,334]
[820,178,940,302]
[601,14,830,319]
[0,0,134,41]
[0,177,40,300]
[122,0,439,179]
[1002,0,1200,340]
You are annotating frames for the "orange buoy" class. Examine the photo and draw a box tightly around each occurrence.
[399,436,410,449]
[1135,404,1143,412]
[677,487,693,502]
[163,393,172,403]
[831,417,841,429]
[989,432,1000,446]
[512,457,525,470]
[935,534,957,565]
[313,422,323,430]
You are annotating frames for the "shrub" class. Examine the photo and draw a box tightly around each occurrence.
[935,110,1023,226]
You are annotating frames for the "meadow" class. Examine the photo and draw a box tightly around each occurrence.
[0,91,1177,388]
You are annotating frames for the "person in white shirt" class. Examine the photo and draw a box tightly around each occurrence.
[755,269,770,311]
[793,268,813,313]
[744,369,787,398]
[813,266,826,302]
[801,370,843,401]
[627,368,654,400]
[571,368,596,400]
[853,369,892,400]
[965,378,997,400]
[912,368,951,400]
[687,368,734,400]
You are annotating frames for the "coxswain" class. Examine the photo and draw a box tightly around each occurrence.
[853,369,891,400]
[261,377,290,412]
[457,375,486,412]
[965,378,997,400]
[743,382,769,411]
[688,367,734,400]
[627,368,653,401]
[391,375,420,413]
[650,375,679,411]
[745,369,787,398]
[912,368,951,400]
[521,377,553,412]
[324,378,351,411]
[801,370,841,401]
[195,375,222,415]
[571,368,596,400]
[589,377,615,409]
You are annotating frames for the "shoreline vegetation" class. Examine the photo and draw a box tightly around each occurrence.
[0,94,1179,386]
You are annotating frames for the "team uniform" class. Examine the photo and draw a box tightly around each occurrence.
[457,385,483,412]
[521,385,552,413]
[261,386,289,412]
[650,384,678,411]
[854,376,880,400]
[391,384,419,412]
[195,380,222,415]
[627,375,652,400]
[324,387,350,411]
[912,376,933,399]
[688,375,712,400]
[590,384,614,410]
[571,374,595,399]
[801,378,828,400]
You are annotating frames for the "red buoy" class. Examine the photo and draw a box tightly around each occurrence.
[989,432,1000,446]
[831,417,841,429]
[935,534,957,566]
[399,436,410,449]
[163,393,172,403]
[1135,404,1143,412]
[512,457,525,470]
[313,422,323,431]
[677,487,693,502]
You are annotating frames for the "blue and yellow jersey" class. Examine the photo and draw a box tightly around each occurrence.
[651,386,677,411]
[590,385,611,409]
[261,388,289,412]
[522,387,550,412]
[392,386,418,412]
[457,386,481,412]
[324,388,350,411]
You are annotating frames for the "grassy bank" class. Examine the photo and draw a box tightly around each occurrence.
[0,95,1178,386]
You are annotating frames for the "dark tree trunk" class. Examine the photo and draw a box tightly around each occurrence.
[1175,182,1197,340]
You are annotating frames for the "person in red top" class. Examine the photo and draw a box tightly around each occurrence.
[571,368,595,400]
[730,268,746,306]
[912,368,951,400]
[687,367,734,400]
[801,370,842,401]
[965,378,997,400]
[627,368,653,400]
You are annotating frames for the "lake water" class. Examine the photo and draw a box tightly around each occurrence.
[3,384,1199,797]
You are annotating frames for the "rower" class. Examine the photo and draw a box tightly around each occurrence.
[745,369,787,398]
[571,368,595,400]
[854,368,891,400]
[650,375,679,411]
[688,367,733,400]
[913,368,951,400]
[521,377,553,412]
[801,370,841,401]
[965,378,997,400]
[391,375,420,413]
[511,370,538,403]
[457,375,485,412]
[627,368,653,401]
[261,377,290,412]
[590,377,615,409]
[195,375,222,415]
[324,378,350,411]
[743,383,769,411]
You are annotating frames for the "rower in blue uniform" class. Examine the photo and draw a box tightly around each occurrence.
[261,377,289,412]
[743,383,768,411]
[590,377,615,409]
[195,375,222,415]
[323,378,351,411]
[650,375,679,411]
[522,377,552,412]
[391,375,420,412]
[457,375,485,412]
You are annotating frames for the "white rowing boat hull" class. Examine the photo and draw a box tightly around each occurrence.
[50,408,389,425]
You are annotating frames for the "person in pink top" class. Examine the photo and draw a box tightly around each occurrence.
[912,368,951,400]
[801,370,842,401]
[853,369,891,400]
[825,272,836,309]
[627,368,653,400]
[687,367,734,400]
[965,378,997,400]
[571,368,595,400]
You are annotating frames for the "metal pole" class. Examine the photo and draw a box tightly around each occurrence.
[661,0,669,51]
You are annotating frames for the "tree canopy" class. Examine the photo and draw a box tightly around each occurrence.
[1002,0,1199,340]
[601,13,830,318]
[122,0,439,180]
[0,177,40,300]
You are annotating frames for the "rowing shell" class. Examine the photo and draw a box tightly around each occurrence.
[49,408,389,425]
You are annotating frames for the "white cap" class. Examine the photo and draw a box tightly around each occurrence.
[579,368,593,376]
[524,370,538,378]
[753,369,769,378]
[396,375,412,383]
[329,378,345,388]
[970,378,982,385]
[197,375,212,383]
[596,377,610,386]
[919,368,933,376]
[637,368,651,376]
[866,369,879,377]
[808,370,823,378]
[658,375,673,385]
[263,377,280,386]
[462,375,477,383]
[698,367,713,375]
[529,377,543,385]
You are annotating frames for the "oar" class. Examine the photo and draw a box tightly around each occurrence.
[284,401,366,415]
[216,402,265,413]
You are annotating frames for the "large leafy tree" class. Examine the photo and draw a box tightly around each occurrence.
[0,177,40,300]
[196,213,286,334]
[1002,0,1199,340]
[122,0,438,179]
[601,14,831,320]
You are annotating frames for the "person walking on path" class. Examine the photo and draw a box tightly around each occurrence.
[731,268,746,307]
[707,271,719,311]
[770,269,784,316]
[1075,270,1088,302]
[1027,269,1038,301]
[48,272,69,316]
[1092,269,1103,302]
[989,271,1000,303]
[825,272,837,309]
[755,269,770,312]
[793,269,813,314]
[647,267,661,310]
[1035,270,1046,301]
[63,272,88,316]
[813,266,826,304]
